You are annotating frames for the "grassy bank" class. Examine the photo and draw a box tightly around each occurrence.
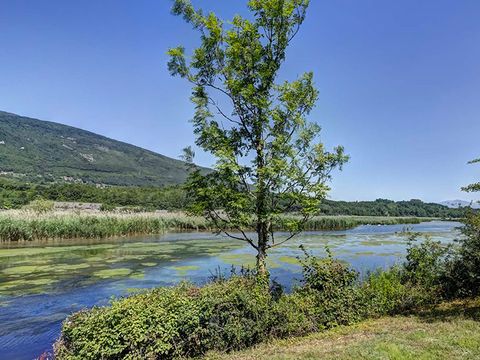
[206,298,480,360]
[0,210,436,241]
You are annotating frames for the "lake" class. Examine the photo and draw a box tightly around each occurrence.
[0,221,461,359]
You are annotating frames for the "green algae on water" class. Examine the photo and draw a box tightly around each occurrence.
[277,256,302,266]
[170,265,200,276]
[141,262,157,267]
[93,268,132,278]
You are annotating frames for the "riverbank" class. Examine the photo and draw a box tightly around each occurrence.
[0,209,436,241]
[205,297,480,360]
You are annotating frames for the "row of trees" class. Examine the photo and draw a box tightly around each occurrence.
[0,180,188,210]
[320,198,466,218]
[1,179,466,217]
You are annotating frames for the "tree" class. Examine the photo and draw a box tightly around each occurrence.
[168,0,348,275]
[445,158,480,297]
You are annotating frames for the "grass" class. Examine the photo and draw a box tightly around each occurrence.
[0,209,436,242]
[206,298,480,360]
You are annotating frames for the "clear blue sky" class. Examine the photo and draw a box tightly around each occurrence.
[1,0,479,202]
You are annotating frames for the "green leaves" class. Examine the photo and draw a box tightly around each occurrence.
[169,0,347,266]
[462,158,480,193]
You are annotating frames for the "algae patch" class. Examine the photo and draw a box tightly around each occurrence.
[93,268,132,278]
[277,256,302,266]
[170,265,200,276]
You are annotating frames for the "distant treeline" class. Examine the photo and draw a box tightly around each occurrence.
[0,179,188,210]
[0,179,468,218]
[320,198,466,218]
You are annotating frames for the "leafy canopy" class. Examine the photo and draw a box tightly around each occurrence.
[168,0,347,260]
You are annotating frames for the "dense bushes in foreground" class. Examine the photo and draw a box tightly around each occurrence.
[54,239,455,360]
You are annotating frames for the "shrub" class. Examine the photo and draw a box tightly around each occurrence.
[297,248,364,328]
[55,278,276,359]
[444,212,480,298]
[403,235,448,287]
[24,199,55,214]
[360,267,409,315]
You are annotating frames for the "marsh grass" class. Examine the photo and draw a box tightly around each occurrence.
[0,209,434,242]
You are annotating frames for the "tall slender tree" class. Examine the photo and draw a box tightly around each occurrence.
[169,0,348,275]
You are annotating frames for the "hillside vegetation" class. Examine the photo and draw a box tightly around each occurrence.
[0,110,202,186]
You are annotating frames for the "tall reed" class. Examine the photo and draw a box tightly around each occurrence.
[0,210,433,242]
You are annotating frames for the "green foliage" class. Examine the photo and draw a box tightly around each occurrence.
[320,198,466,218]
[55,278,275,359]
[444,211,480,297]
[297,248,363,328]
[169,0,348,271]
[0,179,190,210]
[360,267,409,315]
[403,235,449,294]
[444,158,480,297]
[54,253,381,359]
[461,158,480,193]
[0,178,466,221]
[0,110,207,187]
[24,199,55,214]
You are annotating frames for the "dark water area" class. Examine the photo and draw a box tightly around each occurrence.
[0,221,462,359]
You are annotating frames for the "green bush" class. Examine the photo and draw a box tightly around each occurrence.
[298,248,363,328]
[54,253,378,359]
[55,278,276,359]
[360,267,408,315]
[402,235,449,300]
[24,198,55,213]
[444,212,480,298]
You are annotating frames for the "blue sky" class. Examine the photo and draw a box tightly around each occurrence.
[0,0,479,202]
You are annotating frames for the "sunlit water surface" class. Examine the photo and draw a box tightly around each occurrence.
[0,221,461,359]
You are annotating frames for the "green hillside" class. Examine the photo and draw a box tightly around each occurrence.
[0,110,201,186]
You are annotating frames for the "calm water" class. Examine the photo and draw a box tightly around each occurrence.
[0,221,461,359]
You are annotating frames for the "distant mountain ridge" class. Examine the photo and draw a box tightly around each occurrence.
[0,110,203,186]
[440,200,480,209]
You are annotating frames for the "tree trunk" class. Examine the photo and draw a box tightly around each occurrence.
[256,221,269,277]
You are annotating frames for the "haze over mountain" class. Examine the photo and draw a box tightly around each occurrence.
[0,111,202,186]
[440,200,480,209]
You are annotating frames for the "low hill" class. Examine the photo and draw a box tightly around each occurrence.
[0,110,202,186]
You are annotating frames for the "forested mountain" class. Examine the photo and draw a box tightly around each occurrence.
[0,110,202,186]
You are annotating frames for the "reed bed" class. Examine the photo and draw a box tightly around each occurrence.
[299,215,428,231]
[0,210,434,242]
